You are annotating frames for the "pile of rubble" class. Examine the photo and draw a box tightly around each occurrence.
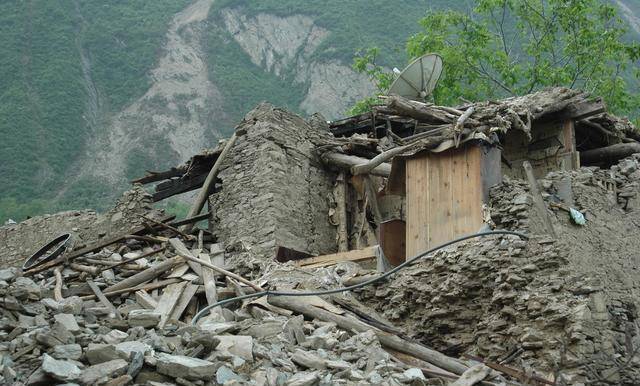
[0,219,521,386]
[357,154,640,385]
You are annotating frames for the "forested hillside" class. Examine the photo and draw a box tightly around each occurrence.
[0,0,638,223]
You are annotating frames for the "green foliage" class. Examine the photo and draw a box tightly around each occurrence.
[354,0,640,118]
[0,0,189,223]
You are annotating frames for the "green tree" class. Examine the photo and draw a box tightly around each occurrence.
[352,0,640,119]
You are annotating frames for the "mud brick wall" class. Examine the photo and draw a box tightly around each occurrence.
[209,103,337,260]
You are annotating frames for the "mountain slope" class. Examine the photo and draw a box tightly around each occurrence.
[1,0,638,223]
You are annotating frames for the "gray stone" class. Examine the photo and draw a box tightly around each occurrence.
[284,371,319,386]
[198,320,237,334]
[156,353,216,380]
[79,359,128,385]
[53,314,80,333]
[41,298,60,311]
[103,329,128,345]
[86,343,120,364]
[115,341,152,358]
[128,309,161,328]
[58,296,83,315]
[291,349,326,370]
[126,351,144,378]
[52,344,83,361]
[0,268,18,282]
[216,366,243,384]
[215,335,253,361]
[14,277,41,300]
[41,353,81,382]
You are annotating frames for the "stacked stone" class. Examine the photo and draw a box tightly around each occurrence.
[0,185,158,269]
[0,266,431,386]
[209,103,337,260]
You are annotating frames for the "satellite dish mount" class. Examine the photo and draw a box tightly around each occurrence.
[387,53,443,101]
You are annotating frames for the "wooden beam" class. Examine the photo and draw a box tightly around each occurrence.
[103,256,184,293]
[268,295,469,375]
[155,282,187,329]
[152,174,208,202]
[580,142,640,165]
[182,132,239,233]
[23,214,175,276]
[322,152,391,177]
[295,246,379,269]
[87,279,122,319]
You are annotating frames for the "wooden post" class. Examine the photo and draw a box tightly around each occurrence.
[522,161,556,238]
[335,173,349,252]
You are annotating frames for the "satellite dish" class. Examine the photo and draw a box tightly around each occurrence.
[388,53,443,100]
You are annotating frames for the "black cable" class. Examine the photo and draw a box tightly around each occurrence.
[192,230,527,325]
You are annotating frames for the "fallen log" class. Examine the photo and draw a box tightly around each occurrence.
[580,142,640,165]
[268,295,469,375]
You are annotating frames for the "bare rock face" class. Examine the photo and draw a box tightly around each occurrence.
[220,8,376,119]
[76,0,223,193]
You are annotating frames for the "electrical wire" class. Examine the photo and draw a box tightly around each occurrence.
[192,230,527,325]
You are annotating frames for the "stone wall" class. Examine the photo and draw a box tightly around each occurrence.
[209,103,337,260]
[0,186,156,268]
[358,157,640,384]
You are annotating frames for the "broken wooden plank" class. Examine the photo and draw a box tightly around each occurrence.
[169,238,203,278]
[169,283,198,322]
[135,290,158,309]
[155,281,187,329]
[140,215,195,240]
[523,161,556,237]
[182,132,239,233]
[168,212,211,228]
[104,256,183,293]
[199,253,218,307]
[81,278,182,300]
[175,248,263,291]
[295,246,379,269]
[87,279,122,319]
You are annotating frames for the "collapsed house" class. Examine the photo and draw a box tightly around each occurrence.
[1,87,640,385]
